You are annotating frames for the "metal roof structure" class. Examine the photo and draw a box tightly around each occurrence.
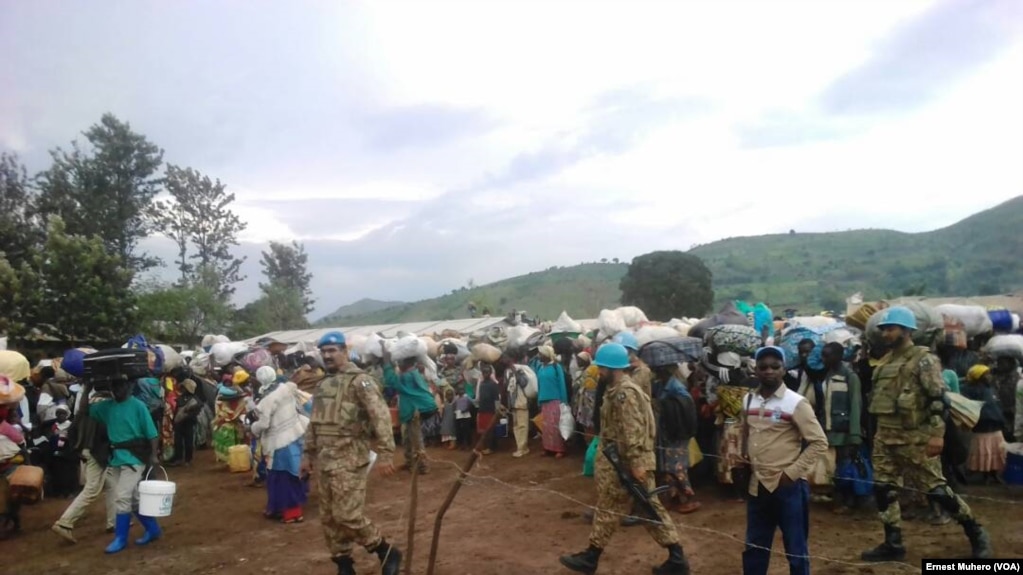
[245,316,514,346]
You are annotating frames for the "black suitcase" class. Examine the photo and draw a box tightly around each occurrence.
[82,348,152,383]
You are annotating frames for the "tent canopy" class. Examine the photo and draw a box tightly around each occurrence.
[246,317,514,347]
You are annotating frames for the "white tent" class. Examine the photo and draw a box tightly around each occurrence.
[245,316,513,347]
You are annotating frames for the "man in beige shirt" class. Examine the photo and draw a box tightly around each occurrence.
[740,346,828,575]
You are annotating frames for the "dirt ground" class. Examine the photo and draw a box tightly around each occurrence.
[8,439,1023,575]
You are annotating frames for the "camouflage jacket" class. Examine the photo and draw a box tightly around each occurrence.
[869,342,945,443]
[599,374,657,471]
[305,363,395,469]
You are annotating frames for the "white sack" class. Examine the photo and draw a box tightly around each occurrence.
[392,334,427,362]
[559,403,575,441]
[634,325,682,346]
[551,311,583,334]
[211,342,249,367]
[156,344,183,373]
[616,306,649,328]
[984,335,1023,361]
[935,304,994,337]
[514,364,539,400]
[787,316,838,329]
[598,309,627,336]
[472,343,502,364]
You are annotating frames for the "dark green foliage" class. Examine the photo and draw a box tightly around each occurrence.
[619,251,714,320]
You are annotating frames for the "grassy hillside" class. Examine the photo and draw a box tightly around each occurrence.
[695,195,1023,310]
[325,263,628,325]
[317,298,405,325]
[317,196,1023,326]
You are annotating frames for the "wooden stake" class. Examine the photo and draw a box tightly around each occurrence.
[404,410,422,575]
[425,406,507,575]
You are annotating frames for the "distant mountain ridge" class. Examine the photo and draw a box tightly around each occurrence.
[316,298,405,324]
[315,196,1023,326]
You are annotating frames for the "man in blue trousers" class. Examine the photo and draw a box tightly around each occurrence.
[740,347,828,575]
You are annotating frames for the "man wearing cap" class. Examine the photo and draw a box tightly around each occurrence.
[301,331,402,575]
[861,307,992,562]
[560,343,691,575]
[739,346,827,575]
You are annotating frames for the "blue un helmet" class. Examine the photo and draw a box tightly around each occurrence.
[612,331,639,352]
[317,331,347,349]
[876,306,917,331]
[594,343,631,369]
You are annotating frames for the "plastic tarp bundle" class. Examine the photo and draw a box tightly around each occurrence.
[689,301,750,340]
[506,325,539,349]
[551,311,583,334]
[865,301,944,347]
[618,306,649,327]
[753,303,773,335]
[210,341,250,367]
[559,404,575,441]
[124,334,165,373]
[61,347,96,378]
[638,337,704,368]
[241,348,273,373]
[983,334,1023,361]
[391,334,427,362]
[935,304,993,337]
[703,325,761,357]
[946,392,983,430]
[191,351,212,375]
[421,337,440,358]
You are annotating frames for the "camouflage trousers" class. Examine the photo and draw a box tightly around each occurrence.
[317,465,382,557]
[589,457,678,549]
[872,440,974,528]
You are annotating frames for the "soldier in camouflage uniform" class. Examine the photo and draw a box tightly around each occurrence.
[861,308,992,562]
[560,343,691,575]
[437,342,465,396]
[302,332,402,575]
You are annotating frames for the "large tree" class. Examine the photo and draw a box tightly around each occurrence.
[32,218,136,343]
[619,250,714,320]
[0,153,43,270]
[135,277,233,344]
[150,165,246,297]
[259,240,314,315]
[35,114,164,272]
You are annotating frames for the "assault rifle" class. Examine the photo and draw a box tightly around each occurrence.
[601,442,671,524]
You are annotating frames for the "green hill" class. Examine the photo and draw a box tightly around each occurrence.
[317,196,1023,325]
[317,298,405,324]
[319,263,629,325]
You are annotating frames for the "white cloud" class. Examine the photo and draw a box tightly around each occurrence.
[2,0,1022,318]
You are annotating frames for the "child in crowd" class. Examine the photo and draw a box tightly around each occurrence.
[454,391,474,450]
[440,388,457,451]
[48,405,78,498]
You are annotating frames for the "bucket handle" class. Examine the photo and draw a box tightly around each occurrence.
[144,465,169,482]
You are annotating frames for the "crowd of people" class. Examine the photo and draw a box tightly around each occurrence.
[0,300,1020,574]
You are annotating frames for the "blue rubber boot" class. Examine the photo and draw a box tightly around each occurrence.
[134,514,162,546]
[105,513,131,554]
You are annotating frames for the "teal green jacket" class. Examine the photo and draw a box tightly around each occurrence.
[383,363,438,423]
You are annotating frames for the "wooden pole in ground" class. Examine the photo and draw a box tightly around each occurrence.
[425,406,507,575]
[404,410,421,575]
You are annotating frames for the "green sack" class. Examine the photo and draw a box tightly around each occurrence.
[583,437,600,477]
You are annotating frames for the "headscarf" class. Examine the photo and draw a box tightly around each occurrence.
[256,366,277,395]
[181,378,198,395]
[232,370,250,386]
[538,345,555,361]
[967,364,990,383]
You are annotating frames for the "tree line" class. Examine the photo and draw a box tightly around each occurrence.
[0,113,313,346]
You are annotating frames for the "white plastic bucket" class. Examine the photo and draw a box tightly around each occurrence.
[138,466,176,517]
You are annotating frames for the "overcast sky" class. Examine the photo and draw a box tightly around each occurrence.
[3,0,1022,319]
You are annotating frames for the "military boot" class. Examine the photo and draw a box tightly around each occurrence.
[963,521,993,559]
[652,544,690,575]
[373,540,402,575]
[559,545,602,574]
[860,525,906,562]
[331,555,356,575]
